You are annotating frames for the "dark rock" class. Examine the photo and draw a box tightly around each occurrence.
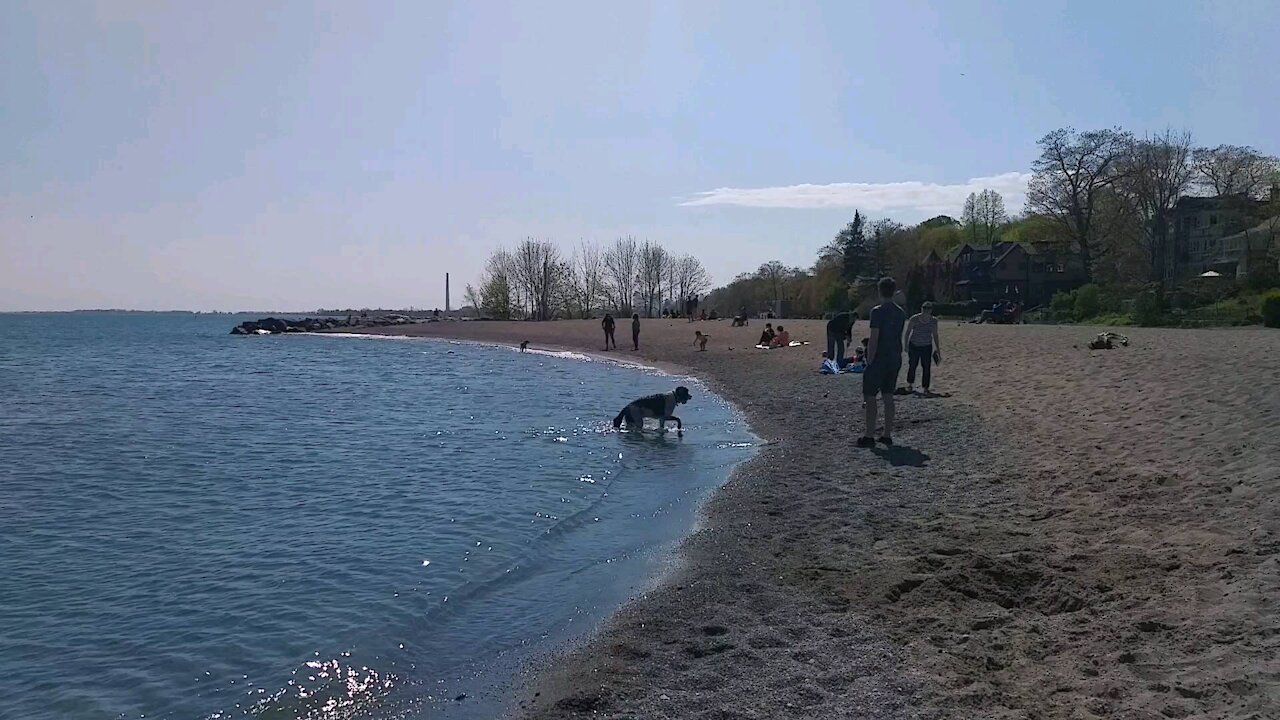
[258,317,289,333]
[231,314,418,334]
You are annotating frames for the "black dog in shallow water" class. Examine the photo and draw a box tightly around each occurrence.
[612,386,692,433]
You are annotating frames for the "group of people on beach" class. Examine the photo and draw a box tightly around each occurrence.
[757,323,791,348]
[825,278,942,448]
[598,281,941,447]
[601,313,641,351]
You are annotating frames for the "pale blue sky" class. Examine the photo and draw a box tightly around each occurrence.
[2,0,1277,310]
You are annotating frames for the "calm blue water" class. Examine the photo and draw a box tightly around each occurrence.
[0,313,754,720]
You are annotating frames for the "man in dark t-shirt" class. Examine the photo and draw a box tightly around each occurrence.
[825,311,856,364]
[858,277,907,448]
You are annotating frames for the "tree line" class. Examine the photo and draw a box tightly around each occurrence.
[466,238,712,320]
[703,130,1279,318]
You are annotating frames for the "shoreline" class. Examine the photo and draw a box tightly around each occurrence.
[333,319,1280,719]
[312,328,765,715]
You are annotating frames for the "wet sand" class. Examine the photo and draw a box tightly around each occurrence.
[348,318,1280,719]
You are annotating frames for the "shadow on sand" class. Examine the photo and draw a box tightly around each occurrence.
[870,444,930,467]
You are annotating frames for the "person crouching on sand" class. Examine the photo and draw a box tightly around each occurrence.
[826,310,856,364]
[694,331,709,351]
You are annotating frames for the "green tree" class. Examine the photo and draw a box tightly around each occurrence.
[837,211,868,284]
[867,219,902,280]
[919,215,960,229]
[1073,284,1102,321]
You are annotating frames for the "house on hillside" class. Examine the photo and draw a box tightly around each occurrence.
[921,250,949,303]
[1165,190,1276,281]
[1223,216,1280,283]
[925,241,1082,308]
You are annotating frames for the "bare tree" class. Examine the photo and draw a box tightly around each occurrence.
[637,241,671,317]
[1192,145,1280,198]
[671,254,711,311]
[603,236,639,314]
[1118,129,1195,282]
[1025,127,1134,282]
[663,254,681,315]
[564,240,604,318]
[961,189,1008,244]
[463,283,481,318]
[509,238,564,320]
[756,260,788,310]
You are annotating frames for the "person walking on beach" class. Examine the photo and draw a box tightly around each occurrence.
[602,313,617,350]
[826,310,856,365]
[858,277,907,448]
[631,313,641,351]
[904,301,942,394]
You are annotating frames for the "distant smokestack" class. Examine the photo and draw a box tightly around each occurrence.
[445,273,451,312]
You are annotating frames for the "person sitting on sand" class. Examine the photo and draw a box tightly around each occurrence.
[770,325,791,347]
[694,330,709,351]
[854,338,868,364]
[758,323,776,346]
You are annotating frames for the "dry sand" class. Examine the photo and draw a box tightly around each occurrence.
[350,318,1279,719]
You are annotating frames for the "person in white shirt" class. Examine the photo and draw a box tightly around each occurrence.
[903,301,942,394]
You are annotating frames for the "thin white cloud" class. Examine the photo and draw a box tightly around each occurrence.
[679,171,1031,215]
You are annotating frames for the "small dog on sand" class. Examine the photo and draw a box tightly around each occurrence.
[613,386,692,433]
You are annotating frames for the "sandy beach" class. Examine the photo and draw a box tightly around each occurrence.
[350,318,1279,719]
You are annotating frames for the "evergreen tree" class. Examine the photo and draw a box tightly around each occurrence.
[837,211,867,284]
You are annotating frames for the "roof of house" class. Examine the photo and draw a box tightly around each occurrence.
[1219,215,1280,248]
[993,243,1026,266]
[1175,193,1263,211]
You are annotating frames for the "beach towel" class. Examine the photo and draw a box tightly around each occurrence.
[755,341,810,350]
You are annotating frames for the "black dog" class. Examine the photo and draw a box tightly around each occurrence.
[612,386,692,433]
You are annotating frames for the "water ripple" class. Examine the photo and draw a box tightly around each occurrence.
[0,313,754,720]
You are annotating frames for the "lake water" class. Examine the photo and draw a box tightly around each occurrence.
[0,313,755,720]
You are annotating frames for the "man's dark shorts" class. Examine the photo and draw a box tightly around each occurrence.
[862,358,901,397]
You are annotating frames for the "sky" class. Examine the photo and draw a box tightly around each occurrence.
[2,0,1278,311]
